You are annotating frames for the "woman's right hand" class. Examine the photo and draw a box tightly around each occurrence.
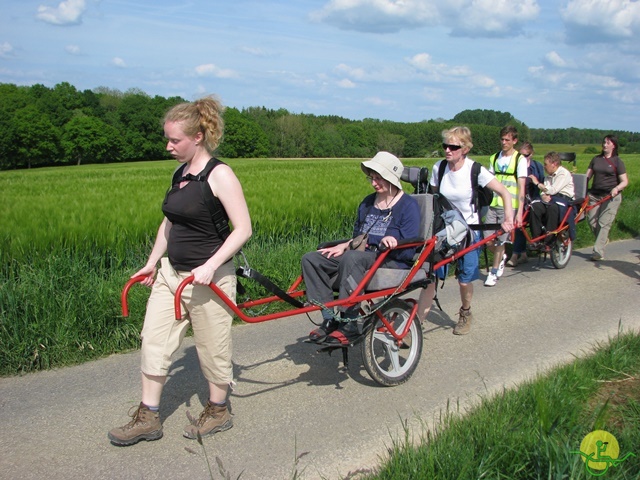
[132,264,156,287]
[318,242,349,259]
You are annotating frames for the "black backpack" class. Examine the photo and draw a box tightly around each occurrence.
[171,158,304,307]
[436,160,492,214]
[171,157,231,240]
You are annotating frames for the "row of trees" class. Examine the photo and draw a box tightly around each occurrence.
[1,82,639,170]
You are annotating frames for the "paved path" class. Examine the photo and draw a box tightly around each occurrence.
[1,239,639,480]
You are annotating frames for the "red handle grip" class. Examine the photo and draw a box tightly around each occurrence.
[174,275,196,321]
[121,275,152,317]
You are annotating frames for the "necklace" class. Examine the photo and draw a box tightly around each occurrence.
[376,195,393,209]
[377,185,402,208]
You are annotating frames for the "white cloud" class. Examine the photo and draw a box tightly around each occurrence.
[65,44,80,55]
[584,73,623,89]
[111,57,126,68]
[0,42,13,58]
[312,0,540,37]
[528,66,544,76]
[472,75,496,88]
[483,86,503,98]
[194,63,238,79]
[364,96,395,107]
[527,65,567,85]
[406,52,493,87]
[311,0,440,33]
[451,0,540,37]
[448,65,473,77]
[334,63,368,80]
[240,46,274,57]
[561,0,640,43]
[420,86,443,102]
[545,51,567,68]
[337,78,356,88]
[611,86,640,103]
[36,0,86,26]
[406,53,445,72]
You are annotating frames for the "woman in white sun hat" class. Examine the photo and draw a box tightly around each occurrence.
[301,151,421,345]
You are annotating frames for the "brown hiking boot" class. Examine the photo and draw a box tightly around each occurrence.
[183,402,233,439]
[453,307,473,335]
[108,402,163,446]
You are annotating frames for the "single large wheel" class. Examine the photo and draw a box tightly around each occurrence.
[361,299,423,387]
[550,229,572,269]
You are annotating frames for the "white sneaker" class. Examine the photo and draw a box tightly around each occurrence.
[496,254,507,278]
[484,272,498,287]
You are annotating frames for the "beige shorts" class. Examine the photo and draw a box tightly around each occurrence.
[140,257,237,385]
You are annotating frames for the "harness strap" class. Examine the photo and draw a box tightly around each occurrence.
[173,159,244,294]
[177,159,231,241]
[237,266,305,308]
[468,223,502,230]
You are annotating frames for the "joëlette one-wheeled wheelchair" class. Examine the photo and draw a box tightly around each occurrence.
[121,166,503,387]
[516,153,612,269]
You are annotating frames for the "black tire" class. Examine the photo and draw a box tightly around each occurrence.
[550,230,572,269]
[361,299,423,387]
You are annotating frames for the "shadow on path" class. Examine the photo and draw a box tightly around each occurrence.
[158,337,382,421]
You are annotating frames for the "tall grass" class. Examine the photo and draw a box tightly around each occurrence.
[368,330,640,479]
[0,159,371,374]
[1,155,638,375]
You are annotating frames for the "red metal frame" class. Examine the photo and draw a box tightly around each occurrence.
[124,191,609,340]
[516,193,612,247]
[121,227,504,344]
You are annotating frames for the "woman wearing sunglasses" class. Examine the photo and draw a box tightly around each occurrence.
[418,126,514,335]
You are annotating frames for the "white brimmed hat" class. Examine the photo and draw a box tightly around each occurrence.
[361,151,404,190]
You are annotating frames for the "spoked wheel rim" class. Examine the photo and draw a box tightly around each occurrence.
[551,230,572,269]
[361,299,423,386]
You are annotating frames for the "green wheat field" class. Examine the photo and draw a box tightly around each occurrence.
[1,155,638,375]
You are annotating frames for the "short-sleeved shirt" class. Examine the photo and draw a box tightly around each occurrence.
[490,152,528,179]
[588,155,626,196]
[430,157,495,225]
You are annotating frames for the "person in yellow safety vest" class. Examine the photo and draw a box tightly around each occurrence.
[483,125,527,287]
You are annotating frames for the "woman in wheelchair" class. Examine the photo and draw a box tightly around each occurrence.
[301,152,421,345]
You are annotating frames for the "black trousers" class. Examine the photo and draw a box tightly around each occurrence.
[530,201,560,239]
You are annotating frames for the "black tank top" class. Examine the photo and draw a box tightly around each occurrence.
[162,166,224,271]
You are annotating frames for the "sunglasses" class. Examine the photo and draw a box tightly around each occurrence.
[442,143,463,151]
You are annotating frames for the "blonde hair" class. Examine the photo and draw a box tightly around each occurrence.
[442,126,473,151]
[520,141,534,154]
[164,95,225,153]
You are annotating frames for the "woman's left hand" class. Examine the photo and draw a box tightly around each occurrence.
[515,211,524,227]
[191,264,216,286]
[501,218,515,233]
[380,236,397,250]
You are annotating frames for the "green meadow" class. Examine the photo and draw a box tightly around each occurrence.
[1,155,638,375]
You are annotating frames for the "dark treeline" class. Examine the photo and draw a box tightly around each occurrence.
[1,82,639,170]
